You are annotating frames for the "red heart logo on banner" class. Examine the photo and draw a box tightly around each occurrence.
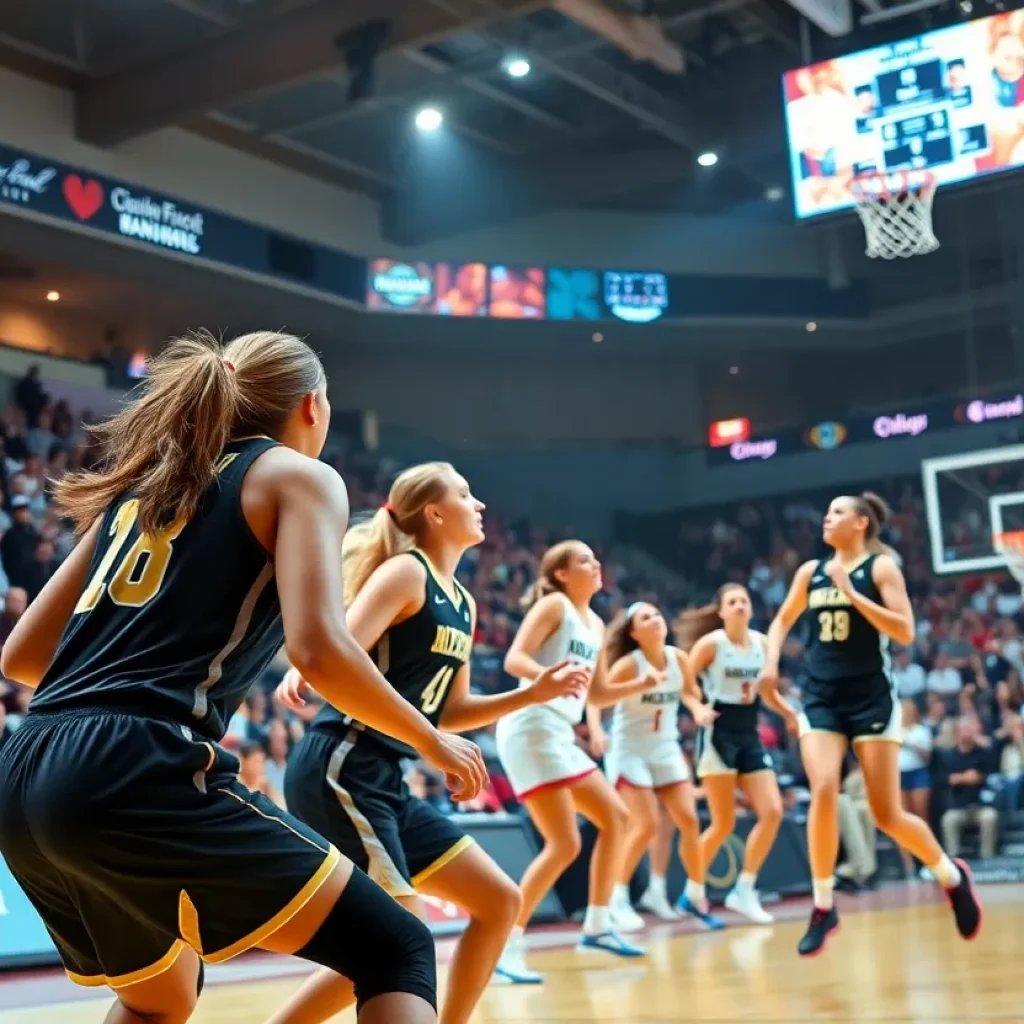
[62,174,104,221]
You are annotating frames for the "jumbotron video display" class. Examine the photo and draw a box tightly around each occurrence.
[783,10,1024,218]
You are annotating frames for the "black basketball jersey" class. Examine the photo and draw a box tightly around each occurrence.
[30,437,284,740]
[311,550,474,760]
[804,554,890,681]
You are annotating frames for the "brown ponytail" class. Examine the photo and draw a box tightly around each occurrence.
[673,583,747,651]
[852,490,895,555]
[55,330,324,537]
[342,461,456,605]
[603,605,644,666]
[520,540,579,612]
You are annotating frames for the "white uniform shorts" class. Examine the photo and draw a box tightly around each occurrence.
[495,706,597,800]
[605,736,690,789]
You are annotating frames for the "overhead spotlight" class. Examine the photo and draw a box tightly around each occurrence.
[729,365,739,375]
[592,331,604,344]
[765,186,784,201]
[806,321,817,332]
[697,151,719,167]
[414,107,443,133]
[504,56,531,78]
[46,290,60,302]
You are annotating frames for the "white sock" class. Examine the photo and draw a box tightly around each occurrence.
[685,879,706,905]
[648,874,667,898]
[508,924,525,948]
[929,854,961,889]
[812,877,834,911]
[735,871,757,894]
[612,883,630,906]
[583,905,612,935]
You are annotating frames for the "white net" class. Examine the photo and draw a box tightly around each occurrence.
[850,171,939,260]
[994,532,1024,589]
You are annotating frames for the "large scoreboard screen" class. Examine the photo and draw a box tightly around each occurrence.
[783,10,1024,219]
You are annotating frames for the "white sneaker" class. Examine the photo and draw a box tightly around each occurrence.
[637,888,681,921]
[493,942,543,984]
[611,898,647,933]
[724,887,774,924]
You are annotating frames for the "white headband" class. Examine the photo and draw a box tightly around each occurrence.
[626,602,646,619]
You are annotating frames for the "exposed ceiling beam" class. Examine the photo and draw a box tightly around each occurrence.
[158,0,230,27]
[75,0,548,147]
[250,0,752,138]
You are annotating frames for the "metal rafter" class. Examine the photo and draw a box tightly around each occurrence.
[75,0,549,146]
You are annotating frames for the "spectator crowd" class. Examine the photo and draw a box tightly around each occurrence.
[1,364,1022,880]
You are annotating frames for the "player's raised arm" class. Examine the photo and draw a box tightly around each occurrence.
[259,451,485,799]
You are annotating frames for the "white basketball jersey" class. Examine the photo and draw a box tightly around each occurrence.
[609,647,681,744]
[518,594,601,724]
[701,630,765,706]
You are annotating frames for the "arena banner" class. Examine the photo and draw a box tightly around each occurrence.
[707,388,1024,466]
[0,144,365,305]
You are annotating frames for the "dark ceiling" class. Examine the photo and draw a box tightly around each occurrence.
[0,0,984,245]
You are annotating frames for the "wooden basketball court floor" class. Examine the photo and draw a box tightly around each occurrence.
[3,882,1021,1023]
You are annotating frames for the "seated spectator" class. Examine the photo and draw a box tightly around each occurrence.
[264,719,291,805]
[940,718,999,860]
[238,740,283,808]
[927,653,963,703]
[892,647,927,702]
[1000,713,1024,811]
[1,497,38,591]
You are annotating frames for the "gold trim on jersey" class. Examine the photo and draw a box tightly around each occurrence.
[411,836,476,887]
[413,548,463,610]
[65,939,189,989]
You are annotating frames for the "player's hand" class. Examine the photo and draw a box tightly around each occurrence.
[639,670,665,693]
[421,729,487,802]
[692,703,718,728]
[783,708,801,737]
[588,722,609,759]
[276,666,314,710]
[825,559,854,597]
[529,660,590,704]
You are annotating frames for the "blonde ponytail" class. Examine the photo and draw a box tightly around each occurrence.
[55,330,323,536]
[521,540,580,612]
[342,509,414,606]
[342,461,458,605]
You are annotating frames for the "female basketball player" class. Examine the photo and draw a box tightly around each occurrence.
[601,602,721,932]
[269,462,588,1022]
[761,492,983,956]
[494,541,649,982]
[0,333,489,1024]
[679,584,795,925]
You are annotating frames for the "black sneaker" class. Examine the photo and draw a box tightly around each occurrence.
[945,858,983,941]
[797,906,840,957]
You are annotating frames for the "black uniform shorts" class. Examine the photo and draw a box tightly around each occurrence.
[286,728,472,899]
[799,674,902,744]
[0,708,338,989]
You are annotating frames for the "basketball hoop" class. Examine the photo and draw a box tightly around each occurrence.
[849,170,939,260]
[994,530,1024,588]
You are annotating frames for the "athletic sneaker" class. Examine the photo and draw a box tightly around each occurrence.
[610,894,647,933]
[724,887,774,924]
[577,930,647,957]
[493,942,543,984]
[797,906,840,957]
[676,893,725,930]
[944,858,983,941]
[638,887,681,921]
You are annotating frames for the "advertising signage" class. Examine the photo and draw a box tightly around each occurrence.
[0,145,365,305]
[708,391,1022,465]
